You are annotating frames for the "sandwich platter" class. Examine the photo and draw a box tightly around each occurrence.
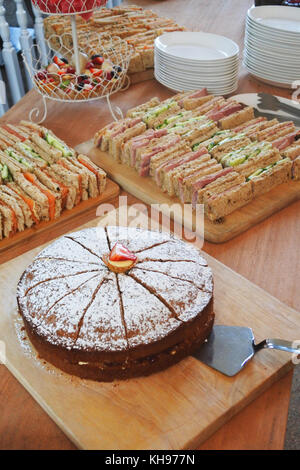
[154,32,239,95]
[77,91,300,243]
[244,6,300,89]
[0,120,120,264]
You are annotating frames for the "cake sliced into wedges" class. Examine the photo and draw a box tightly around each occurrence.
[17,226,214,382]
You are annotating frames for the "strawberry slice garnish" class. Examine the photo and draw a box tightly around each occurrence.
[53,56,67,68]
[90,68,103,77]
[109,243,137,262]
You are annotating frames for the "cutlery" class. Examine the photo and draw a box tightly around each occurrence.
[253,107,300,127]
[194,325,300,377]
[257,92,300,119]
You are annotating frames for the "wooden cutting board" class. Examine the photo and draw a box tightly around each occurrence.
[0,179,120,265]
[76,140,300,243]
[0,211,299,450]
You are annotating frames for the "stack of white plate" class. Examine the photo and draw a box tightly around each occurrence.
[244,5,300,89]
[154,31,239,95]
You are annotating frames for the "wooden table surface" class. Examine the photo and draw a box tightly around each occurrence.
[0,0,299,450]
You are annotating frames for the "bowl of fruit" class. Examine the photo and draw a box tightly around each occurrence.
[27,29,133,102]
[34,52,126,101]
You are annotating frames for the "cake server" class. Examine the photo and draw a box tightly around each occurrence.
[253,107,300,127]
[257,93,300,119]
[193,325,300,377]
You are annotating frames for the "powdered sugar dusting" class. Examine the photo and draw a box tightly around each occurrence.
[18,227,213,354]
[118,273,181,348]
[75,276,128,352]
[36,236,102,264]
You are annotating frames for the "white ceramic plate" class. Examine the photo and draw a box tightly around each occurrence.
[154,55,239,73]
[243,61,295,87]
[245,30,300,50]
[242,69,294,89]
[154,70,238,87]
[244,46,300,67]
[156,75,238,89]
[155,32,239,62]
[154,53,239,72]
[244,35,300,58]
[245,20,300,45]
[155,72,238,94]
[155,70,239,83]
[155,66,238,84]
[248,6,300,34]
[244,48,300,72]
[244,47,300,67]
[243,54,300,80]
[154,60,239,79]
[246,19,300,43]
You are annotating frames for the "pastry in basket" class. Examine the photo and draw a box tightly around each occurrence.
[0,122,106,239]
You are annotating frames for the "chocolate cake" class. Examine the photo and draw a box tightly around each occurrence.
[17,227,214,381]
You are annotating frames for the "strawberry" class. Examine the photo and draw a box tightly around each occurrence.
[92,55,104,65]
[36,71,47,80]
[90,68,103,77]
[109,243,137,262]
[85,61,95,69]
[57,68,68,75]
[66,67,76,74]
[53,56,67,68]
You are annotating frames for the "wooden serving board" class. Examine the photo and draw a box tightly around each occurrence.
[76,140,300,243]
[0,211,299,450]
[0,179,120,265]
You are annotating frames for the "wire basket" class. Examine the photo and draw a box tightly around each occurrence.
[24,31,133,102]
[32,0,108,16]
